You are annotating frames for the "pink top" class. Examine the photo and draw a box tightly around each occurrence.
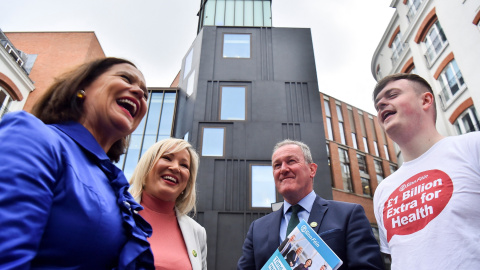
[140,192,192,270]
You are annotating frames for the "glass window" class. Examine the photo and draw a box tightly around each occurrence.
[336,105,346,145]
[438,60,465,102]
[251,165,276,208]
[186,70,196,96]
[0,86,13,119]
[363,137,369,154]
[454,106,480,134]
[244,0,254,26]
[390,164,397,174]
[225,0,235,26]
[234,0,244,26]
[215,0,226,26]
[391,32,404,64]
[361,177,371,197]
[324,100,333,140]
[202,127,225,156]
[338,148,353,192]
[424,21,448,64]
[184,132,189,142]
[384,145,390,160]
[373,141,380,157]
[118,90,176,177]
[183,48,193,79]
[203,0,215,25]
[357,154,368,174]
[220,86,246,120]
[406,0,423,22]
[374,160,384,184]
[223,34,251,58]
[351,133,358,149]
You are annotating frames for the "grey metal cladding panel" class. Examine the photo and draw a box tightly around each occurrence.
[205,80,220,121]
[285,82,312,123]
[216,212,270,269]
[212,159,248,212]
[271,28,317,82]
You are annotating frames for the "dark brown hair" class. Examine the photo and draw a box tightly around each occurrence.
[31,57,138,162]
[373,73,436,122]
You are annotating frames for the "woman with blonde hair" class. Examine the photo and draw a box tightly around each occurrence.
[129,138,207,270]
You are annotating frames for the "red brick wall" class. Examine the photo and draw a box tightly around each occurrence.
[6,32,105,111]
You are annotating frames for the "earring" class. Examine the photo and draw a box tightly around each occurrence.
[76,90,86,99]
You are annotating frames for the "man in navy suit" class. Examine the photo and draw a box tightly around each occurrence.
[237,139,384,270]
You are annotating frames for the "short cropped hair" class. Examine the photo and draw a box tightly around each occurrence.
[31,57,138,162]
[129,138,200,216]
[373,73,436,122]
[272,139,314,164]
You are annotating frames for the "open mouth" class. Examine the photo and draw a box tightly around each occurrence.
[117,98,138,117]
[382,110,396,122]
[162,175,178,184]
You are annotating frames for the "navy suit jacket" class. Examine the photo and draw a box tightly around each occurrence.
[237,195,384,270]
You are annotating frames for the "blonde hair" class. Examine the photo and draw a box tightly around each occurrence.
[129,138,199,216]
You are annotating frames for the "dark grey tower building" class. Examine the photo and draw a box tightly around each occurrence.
[172,1,332,268]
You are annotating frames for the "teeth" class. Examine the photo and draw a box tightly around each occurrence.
[118,98,137,116]
[163,176,177,183]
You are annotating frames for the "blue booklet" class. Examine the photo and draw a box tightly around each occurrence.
[261,219,343,270]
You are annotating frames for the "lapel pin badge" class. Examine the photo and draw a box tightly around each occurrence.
[192,250,198,257]
[310,222,318,228]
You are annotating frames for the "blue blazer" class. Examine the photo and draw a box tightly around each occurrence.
[237,195,384,270]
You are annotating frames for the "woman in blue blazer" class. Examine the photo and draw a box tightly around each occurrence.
[0,57,154,269]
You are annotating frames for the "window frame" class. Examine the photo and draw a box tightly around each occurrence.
[200,126,226,157]
[424,21,448,65]
[438,59,465,103]
[219,85,247,121]
[454,106,480,134]
[222,33,252,59]
[249,163,277,209]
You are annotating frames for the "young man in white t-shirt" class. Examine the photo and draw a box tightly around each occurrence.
[372,73,480,269]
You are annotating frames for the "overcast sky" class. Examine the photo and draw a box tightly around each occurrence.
[2,0,394,114]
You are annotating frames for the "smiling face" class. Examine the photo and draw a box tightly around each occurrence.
[305,259,312,267]
[374,79,427,139]
[80,63,148,150]
[144,148,191,203]
[272,144,317,205]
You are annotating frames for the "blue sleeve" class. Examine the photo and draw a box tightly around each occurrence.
[345,204,385,270]
[0,112,60,269]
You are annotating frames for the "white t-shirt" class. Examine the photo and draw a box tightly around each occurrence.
[374,132,480,269]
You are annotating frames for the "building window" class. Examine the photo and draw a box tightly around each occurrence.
[361,177,371,197]
[406,0,423,22]
[373,141,380,157]
[186,70,196,96]
[201,127,225,156]
[0,86,13,119]
[384,144,390,160]
[391,31,404,65]
[454,106,480,134]
[220,86,246,120]
[374,160,384,184]
[118,91,176,179]
[338,148,353,192]
[223,34,251,58]
[250,165,276,208]
[351,133,358,149]
[390,164,397,174]
[324,100,333,140]
[357,154,368,174]
[363,137,369,154]
[200,0,272,28]
[336,105,346,145]
[184,132,189,142]
[183,48,193,79]
[438,59,465,103]
[424,21,448,65]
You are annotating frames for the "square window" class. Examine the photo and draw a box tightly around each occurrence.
[223,34,251,58]
[251,165,276,208]
[201,127,225,156]
[220,86,246,120]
